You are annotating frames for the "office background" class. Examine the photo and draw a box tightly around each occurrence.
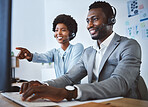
[11,0,148,87]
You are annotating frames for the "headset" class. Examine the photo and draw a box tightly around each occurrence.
[95,6,117,32]
[107,6,116,25]
[62,32,75,43]
[69,32,76,41]
[54,31,76,43]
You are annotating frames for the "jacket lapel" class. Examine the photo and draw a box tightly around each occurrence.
[87,47,97,83]
[99,33,121,73]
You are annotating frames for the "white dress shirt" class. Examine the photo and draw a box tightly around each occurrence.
[92,32,115,78]
[75,32,115,99]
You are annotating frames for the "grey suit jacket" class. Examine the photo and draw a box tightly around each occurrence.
[45,33,142,101]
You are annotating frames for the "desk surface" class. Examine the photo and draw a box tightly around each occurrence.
[0,93,21,107]
[0,93,148,107]
[101,98,148,107]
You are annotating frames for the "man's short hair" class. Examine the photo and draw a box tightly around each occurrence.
[89,1,114,22]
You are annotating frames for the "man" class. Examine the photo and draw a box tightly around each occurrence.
[20,1,141,102]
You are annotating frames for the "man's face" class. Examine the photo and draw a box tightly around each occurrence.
[86,8,109,40]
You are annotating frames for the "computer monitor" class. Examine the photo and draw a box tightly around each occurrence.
[0,0,12,92]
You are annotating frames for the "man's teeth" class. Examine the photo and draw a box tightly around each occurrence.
[90,30,95,34]
[58,37,63,39]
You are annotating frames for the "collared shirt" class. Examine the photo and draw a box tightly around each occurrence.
[92,32,115,79]
[32,43,84,78]
[75,32,115,99]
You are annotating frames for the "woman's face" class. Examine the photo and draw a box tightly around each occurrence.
[54,23,70,44]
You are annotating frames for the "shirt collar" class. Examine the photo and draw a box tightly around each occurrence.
[59,44,72,57]
[93,32,115,51]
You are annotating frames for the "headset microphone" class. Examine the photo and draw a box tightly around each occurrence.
[62,37,70,43]
[55,32,76,43]
[62,34,75,43]
[69,35,75,40]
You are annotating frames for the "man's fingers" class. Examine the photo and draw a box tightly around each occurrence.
[23,83,29,93]
[22,85,47,101]
[20,81,42,94]
[28,82,34,88]
[20,83,28,94]
[19,83,24,94]
[22,86,40,101]
[22,88,33,101]
[27,94,41,102]
[20,83,26,94]
[20,81,36,94]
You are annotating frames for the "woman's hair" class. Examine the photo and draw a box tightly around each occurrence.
[52,14,77,40]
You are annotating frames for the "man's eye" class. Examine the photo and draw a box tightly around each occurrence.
[55,30,58,32]
[93,18,98,21]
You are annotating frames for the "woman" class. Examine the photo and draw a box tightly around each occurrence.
[16,14,84,78]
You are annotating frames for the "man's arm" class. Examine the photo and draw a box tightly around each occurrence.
[44,55,88,88]
[20,52,87,102]
[75,39,141,100]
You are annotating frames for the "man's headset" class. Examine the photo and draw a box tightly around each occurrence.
[107,6,116,25]
[95,6,116,32]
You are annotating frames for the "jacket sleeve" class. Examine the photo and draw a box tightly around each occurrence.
[44,49,87,88]
[75,39,141,101]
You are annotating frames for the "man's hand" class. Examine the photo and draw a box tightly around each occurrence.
[21,85,67,102]
[20,81,42,94]
[16,47,32,60]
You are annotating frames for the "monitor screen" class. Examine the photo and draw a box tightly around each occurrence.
[0,0,12,92]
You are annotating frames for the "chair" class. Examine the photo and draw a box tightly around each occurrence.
[137,76,148,100]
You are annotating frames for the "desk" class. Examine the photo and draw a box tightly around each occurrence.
[0,93,21,107]
[101,98,148,107]
[0,93,148,107]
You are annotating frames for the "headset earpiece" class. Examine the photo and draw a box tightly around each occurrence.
[69,32,76,41]
[108,16,116,25]
[108,6,116,25]
[71,32,75,37]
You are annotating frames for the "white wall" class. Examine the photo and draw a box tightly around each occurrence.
[12,0,148,86]
[134,0,148,87]
[11,0,46,81]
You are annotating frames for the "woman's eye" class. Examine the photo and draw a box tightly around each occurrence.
[62,29,66,31]
[86,19,89,23]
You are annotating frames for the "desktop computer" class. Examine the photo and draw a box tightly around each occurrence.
[0,0,19,92]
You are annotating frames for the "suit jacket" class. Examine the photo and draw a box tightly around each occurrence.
[45,33,142,101]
